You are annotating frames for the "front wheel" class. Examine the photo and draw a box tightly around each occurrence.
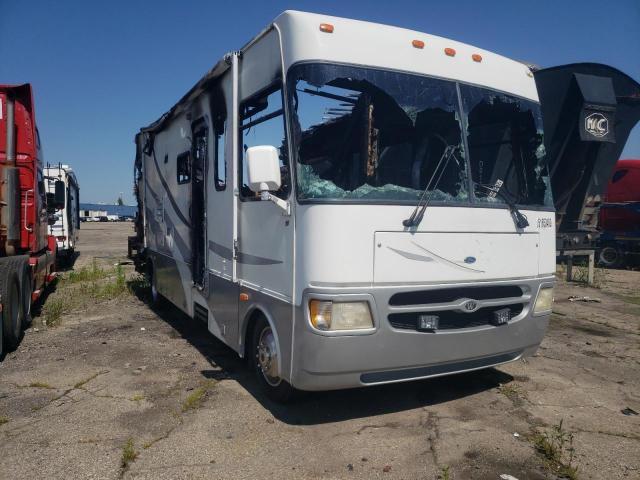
[0,266,23,350]
[251,317,295,403]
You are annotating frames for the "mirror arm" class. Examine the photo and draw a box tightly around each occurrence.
[260,191,291,216]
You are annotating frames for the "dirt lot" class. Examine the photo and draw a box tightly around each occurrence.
[0,223,638,480]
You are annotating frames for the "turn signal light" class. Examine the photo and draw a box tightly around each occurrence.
[319,23,334,33]
[412,39,425,49]
[472,53,483,62]
[444,48,456,57]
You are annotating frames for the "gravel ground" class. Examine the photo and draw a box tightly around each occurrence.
[0,222,638,480]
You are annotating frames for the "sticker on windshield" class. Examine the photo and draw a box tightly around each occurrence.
[487,179,503,198]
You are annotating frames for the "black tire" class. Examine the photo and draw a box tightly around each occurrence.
[0,263,24,350]
[16,259,33,328]
[251,316,295,403]
[598,245,624,269]
[0,296,4,359]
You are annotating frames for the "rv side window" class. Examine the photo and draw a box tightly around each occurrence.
[239,86,289,200]
[177,151,191,184]
[214,118,226,191]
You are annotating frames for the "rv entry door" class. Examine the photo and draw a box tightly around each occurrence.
[191,120,208,287]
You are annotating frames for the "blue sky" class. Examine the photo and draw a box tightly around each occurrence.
[1,0,638,204]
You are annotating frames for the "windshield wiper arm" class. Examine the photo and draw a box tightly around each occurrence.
[475,183,530,229]
[403,145,459,228]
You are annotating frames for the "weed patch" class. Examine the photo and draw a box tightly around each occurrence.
[0,416,8,425]
[28,382,55,389]
[438,465,451,480]
[498,382,527,406]
[65,260,107,284]
[121,438,138,469]
[131,394,144,402]
[181,380,216,412]
[42,296,73,326]
[530,420,578,479]
[74,370,108,389]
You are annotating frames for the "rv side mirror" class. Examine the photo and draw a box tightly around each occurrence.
[246,146,281,193]
[54,180,65,209]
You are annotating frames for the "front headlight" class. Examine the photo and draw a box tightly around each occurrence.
[534,287,554,314]
[309,300,373,331]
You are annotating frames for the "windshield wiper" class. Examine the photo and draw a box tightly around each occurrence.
[475,183,530,229]
[403,145,459,228]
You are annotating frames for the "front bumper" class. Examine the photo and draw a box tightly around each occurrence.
[290,277,552,391]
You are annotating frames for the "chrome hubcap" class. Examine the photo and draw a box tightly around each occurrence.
[257,327,280,386]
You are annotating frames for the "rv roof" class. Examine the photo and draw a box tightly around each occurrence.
[142,10,538,133]
[274,11,538,101]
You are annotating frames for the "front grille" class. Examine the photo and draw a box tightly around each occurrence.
[389,285,523,306]
[388,304,524,331]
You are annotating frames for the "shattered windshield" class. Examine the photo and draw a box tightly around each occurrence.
[460,85,552,207]
[287,63,552,208]
[287,64,468,203]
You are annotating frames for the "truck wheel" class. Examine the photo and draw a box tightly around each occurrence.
[598,245,623,269]
[1,266,23,350]
[0,303,3,359]
[17,260,33,328]
[251,316,295,403]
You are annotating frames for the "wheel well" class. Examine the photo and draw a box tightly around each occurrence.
[243,308,266,360]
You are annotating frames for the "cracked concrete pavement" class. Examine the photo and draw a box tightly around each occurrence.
[0,223,638,479]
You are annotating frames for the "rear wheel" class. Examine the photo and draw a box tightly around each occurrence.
[251,316,295,403]
[598,245,624,269]
[17,260,33,328]
[0,264,23,350]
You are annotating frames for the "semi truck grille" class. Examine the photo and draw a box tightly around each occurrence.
[388,304,524,331]
[389,285,524,306]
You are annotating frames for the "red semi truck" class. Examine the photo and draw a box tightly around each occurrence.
[598,159,640,267]
[0,84,62,358]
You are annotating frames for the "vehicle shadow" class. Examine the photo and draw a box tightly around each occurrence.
[56,250,80,271]
[131,286,513,426]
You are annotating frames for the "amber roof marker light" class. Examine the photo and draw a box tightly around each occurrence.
[472,54,483,62]
[319,23,334,33]
[444,48,456,57]
[412,40,425,49]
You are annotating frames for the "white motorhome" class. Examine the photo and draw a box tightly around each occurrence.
[45,164,80,257]
[132,11,560,401]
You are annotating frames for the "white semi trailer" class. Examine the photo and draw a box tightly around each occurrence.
[129,11,638,401]
[45,164,80,259]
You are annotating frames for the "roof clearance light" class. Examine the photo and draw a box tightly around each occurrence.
[472,53,483,62]
[319,23,334,33]
[412,40,425,49]
[444,48,456,57]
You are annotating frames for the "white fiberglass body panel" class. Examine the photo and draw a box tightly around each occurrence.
[274,11,538,102]
[374,231,540,284]
[295,204,555,300]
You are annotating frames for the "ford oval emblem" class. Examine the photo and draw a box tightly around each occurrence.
[464,256,476,264]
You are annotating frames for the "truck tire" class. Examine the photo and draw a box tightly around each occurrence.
[0,263,24,350]
[0,301,4,359]
[598,245,624,269]
[15,259,33,328]
[251,316,295,403]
